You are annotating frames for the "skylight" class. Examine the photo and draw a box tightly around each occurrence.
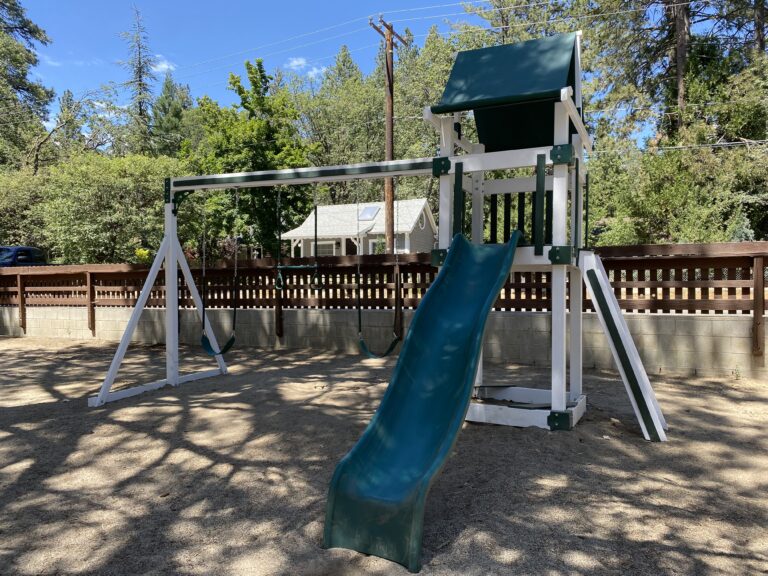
[358,206,380,221]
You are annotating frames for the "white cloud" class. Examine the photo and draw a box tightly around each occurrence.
[307,66,327,79]
[72,58,104,67]
[38,52,61,67]
[151,55,176,74]
[286,57,307,71]
[42,119,56,131]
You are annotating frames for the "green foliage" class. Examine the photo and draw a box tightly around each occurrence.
[1,0,767,264]
[0,0,52,168]
[37,153,187,263]
[152,73,192,156]
[0,168,45,246]
[182,60,312,256]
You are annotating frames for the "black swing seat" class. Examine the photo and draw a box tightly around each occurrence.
[201,333,235,357]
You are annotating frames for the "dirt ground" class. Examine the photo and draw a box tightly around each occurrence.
[0,337,766,576]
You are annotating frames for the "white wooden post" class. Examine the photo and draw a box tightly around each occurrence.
[438,116,455,249]
[569,266,583,401]
[90,235,170,406]
[174,237,227,374]
[471,145,486,387]
[551,102,569,412]
[164,201,179,387]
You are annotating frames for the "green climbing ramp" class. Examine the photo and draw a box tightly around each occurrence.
[324,232,521,572]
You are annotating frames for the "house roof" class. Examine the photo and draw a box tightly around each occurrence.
[283,198,435,240]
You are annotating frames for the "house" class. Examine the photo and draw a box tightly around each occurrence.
[282,198,437,257]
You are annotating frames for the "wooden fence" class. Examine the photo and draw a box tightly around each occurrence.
[1,242,765,354]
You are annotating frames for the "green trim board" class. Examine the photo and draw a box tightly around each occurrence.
[586,269,662,442]
[171,158,435,192]
[453,162,465,237]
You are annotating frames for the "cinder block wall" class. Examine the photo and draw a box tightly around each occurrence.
[0,306,764,378]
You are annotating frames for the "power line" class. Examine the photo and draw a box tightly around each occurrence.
[590,139,768,154]
[170,0,497,77]
[175,26,372,81]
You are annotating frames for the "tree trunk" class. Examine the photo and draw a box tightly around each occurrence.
[665,0,690,132]
[757,0,766,53]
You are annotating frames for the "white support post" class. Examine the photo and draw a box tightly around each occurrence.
[438,116,455,249]
[341,237,347,256]
[164,202,179,387]
[470,144,485,244]
[470,144,486,387]
[89,235,170,407]
[551,101,569,412]
[569,266,583,402]
[174,237,227,374]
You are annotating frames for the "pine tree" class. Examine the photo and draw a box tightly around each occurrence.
[0,0,53,167]
[152,72,191,156]
[119,6,157,154]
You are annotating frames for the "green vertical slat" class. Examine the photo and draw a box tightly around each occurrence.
[453,162,464,237]
[516,192,526,243]
[503,194,511,242]
[586,269,661,442]
[574,159,581,249]
[544,189,553,245]
[534,154,546,255]
[490,194,498,243]
[584,172,590,248]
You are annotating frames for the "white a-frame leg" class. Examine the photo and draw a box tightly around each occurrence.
[89,204,228,407]
[579,251,667,441]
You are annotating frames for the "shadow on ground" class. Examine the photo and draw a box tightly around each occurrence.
[0,337,766,575]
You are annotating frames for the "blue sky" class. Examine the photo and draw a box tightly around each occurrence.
[27,0,485,117]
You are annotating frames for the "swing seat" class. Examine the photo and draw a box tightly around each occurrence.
[201,333,235,357]
[358,334,401,359]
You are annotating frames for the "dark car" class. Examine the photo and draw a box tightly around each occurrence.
[0,246,48,267]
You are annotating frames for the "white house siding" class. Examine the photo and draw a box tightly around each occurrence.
[408,216,437,253]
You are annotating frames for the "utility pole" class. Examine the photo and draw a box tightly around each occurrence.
[370,16,408,254]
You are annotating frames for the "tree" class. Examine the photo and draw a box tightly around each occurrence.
[119,6,157,154]
[183,59,312,256]
[37,153,187,263]
[0,0,52,167]
[152,72,192,156]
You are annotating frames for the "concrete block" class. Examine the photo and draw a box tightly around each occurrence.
[711,317,753,338]
[625,314,676,336]
[675,316,713,336]
[530,314,551,332]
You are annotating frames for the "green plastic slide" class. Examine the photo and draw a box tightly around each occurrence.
[324,232,521,572]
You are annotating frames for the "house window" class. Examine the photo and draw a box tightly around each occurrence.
[311,241,335,256]
[418,212,426,230]
[358,206,380,221]
[369,237,407,254]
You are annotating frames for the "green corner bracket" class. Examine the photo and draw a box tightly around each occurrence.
[172,190,195,216]
[547,411,573,431]
[548,245,573,265]
[432,156,451,177]
[430,249,447,267]
[550,144,574,165]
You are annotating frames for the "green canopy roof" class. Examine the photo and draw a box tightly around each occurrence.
[431,32,577,114]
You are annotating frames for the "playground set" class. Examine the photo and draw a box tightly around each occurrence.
[89,32,667,572]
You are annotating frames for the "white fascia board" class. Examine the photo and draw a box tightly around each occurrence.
[484,176,555,195]
[560,87,593,151]
[448,147,554,174]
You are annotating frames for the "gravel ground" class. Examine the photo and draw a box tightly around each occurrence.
[0,336,766,575]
